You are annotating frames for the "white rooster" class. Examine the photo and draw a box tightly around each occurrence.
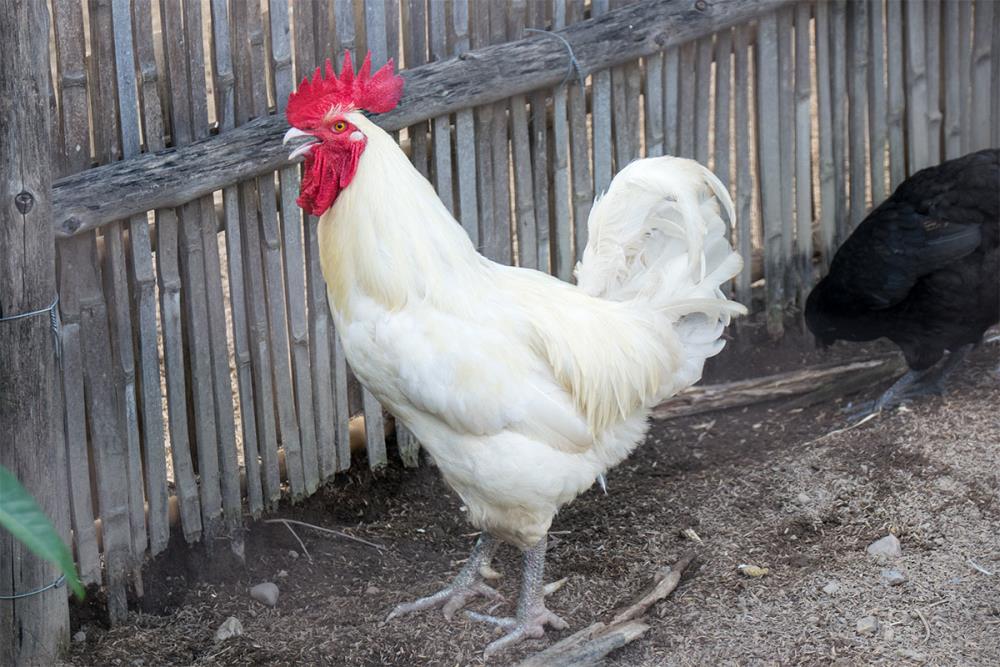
[283,53,745,655]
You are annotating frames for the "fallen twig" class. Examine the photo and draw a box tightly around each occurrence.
[516,552,696,667]
[968,559,995,576]
[263,518,385,551]
[273,519,313,562]
[914,607,931,644]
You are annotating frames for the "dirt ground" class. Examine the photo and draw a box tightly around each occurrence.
[65,332,1000,666]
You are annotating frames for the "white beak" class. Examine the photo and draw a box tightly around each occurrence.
[283,127,317,161]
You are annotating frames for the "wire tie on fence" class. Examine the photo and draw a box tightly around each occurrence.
[0,294,61,366]
[524,28,586,90]
[0,574,66,601]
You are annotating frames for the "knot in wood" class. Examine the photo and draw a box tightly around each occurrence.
[14,191,35,215]
[695,0,709,11]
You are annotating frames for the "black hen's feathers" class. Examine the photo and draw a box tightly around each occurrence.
[806,149,999,370]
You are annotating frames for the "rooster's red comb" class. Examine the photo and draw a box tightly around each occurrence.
[286,51,404,128]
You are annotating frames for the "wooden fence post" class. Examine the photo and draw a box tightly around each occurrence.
[0,0,71,664]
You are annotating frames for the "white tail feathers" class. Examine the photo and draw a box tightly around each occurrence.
[575,156,747,398]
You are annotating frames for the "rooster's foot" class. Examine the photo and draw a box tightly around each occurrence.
[386,533,502,622]
[468,606,569,657]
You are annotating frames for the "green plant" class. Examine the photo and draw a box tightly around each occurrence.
[0,464,84,599]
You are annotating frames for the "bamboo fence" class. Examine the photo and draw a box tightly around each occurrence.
[28,0,1000,621]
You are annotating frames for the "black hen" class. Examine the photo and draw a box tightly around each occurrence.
[806,148,999,413]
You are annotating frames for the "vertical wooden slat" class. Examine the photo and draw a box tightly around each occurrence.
[829,1,848,244]
[942,1,962,160]
[528,0,551,273]
[885,0,906,188]
[210,0,263,514]
[756,11,783,338]
[663,46,680,157]
[970,0,994,151]
[868,0,888,204]
[645,50,666,158]
[404,0,430,180]
[358,0,390,469]
[82,0,134,619]
[510,0,537,269]
[713,29,732,188]
[50,0,102,587]
[777,7,795,293]
[925,0,942,164]
[993,0,1000,148]
[958,0,972,155]
[452,0,479,247]
[566,0,593,268]
[847,1,869,230]
[794,3,812,301]
[471,1,496,257]
[428,0,455,215]
[815,2,836,270]
[695,35,713,166]
[733,25,753,307]
[678,41,696,159]
[591,0,613,196]
[552,0,575,281]
[488,3,513,265]
[232,0,281,507]
[904,0,930,173]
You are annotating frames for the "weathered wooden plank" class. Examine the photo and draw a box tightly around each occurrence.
[645,51,666,159]
[50,0,102,587]
[403,0,430,181]
[427,0,454,216]
[867,0,888,205]
[829,1,848,244]
[756,11,783,338]
[209,0,263,515]
[970,0,994,151]
[332,334,352,470]
[958,0,972,155]
[942,1,962,160]
[566,0,593,269]
[471,0,496,256]
[713,29,732,187]
[814,1,836,270]
[551,0,574,281]
[695,35,713,166]
[993,0,1000,148]
[925,0,942,164]
[678,40,696,160]
[0,2,70,656]
[452,0,479,247]
[777,7,795,292]
[847,1,869,230]
[232,0,282,508]
[904,0,930,173]
[488,1,513,265]
[793,3,812,301]
[528,0,551,273]
[53,0,796,236]
[82,0,133,618]
[663,46,680,157]
[271,0,320,494]
[733,25,753,307]
[885,0,906,188]
[592,0,613,196]
[510,0,537,270]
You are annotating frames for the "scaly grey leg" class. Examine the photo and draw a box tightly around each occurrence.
[387,532,503,621]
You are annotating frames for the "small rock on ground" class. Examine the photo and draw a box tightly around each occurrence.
[822,581,841,595]
[867,534,902,559]
[250,582,280,607]
[72,631,86,643]
[882,568,907,586]
[214,616,244,642]
[857,615,880,635]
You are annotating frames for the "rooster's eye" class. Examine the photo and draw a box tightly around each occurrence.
[332,120,348,133]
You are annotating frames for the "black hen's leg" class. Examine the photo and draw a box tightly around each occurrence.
[909,343,974,395]
[387,532,503,621]
[846,367,934,420]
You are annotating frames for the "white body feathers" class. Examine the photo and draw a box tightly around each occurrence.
[318,113,745,549]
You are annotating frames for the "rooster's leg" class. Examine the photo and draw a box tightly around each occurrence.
[912,343,974,394]
[386,532,503,621]
[466,534,569,657]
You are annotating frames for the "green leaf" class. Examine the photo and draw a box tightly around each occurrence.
[0,464,84,600]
